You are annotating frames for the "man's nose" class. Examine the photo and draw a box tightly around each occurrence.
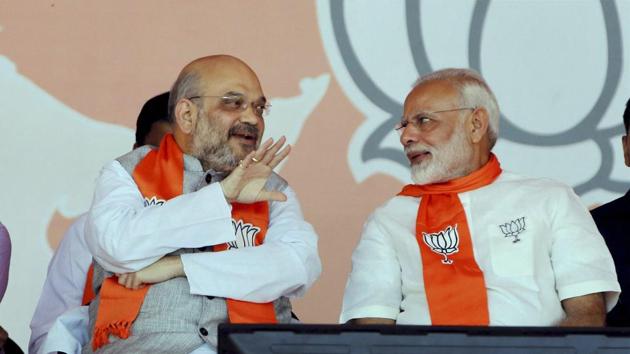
[400,126,419,147]
[239,104,260,126]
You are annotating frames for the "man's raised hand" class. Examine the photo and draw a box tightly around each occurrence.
[220,136,291,204]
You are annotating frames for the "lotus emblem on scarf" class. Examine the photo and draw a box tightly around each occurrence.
[422,225,460,265]
[228,220,261,250]
[499,217,526,243]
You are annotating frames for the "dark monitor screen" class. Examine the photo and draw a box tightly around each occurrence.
[218,324,630,354]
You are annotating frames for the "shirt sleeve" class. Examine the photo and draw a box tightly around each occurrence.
[549,185,621,311]
[181,185,321,303]
[85,161,235,273]
[29,215,91,354]
[339,211,401,323]
[38,306,89,354]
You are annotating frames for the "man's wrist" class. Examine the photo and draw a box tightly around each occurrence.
[219,180,234,203]
[168,255,185,278]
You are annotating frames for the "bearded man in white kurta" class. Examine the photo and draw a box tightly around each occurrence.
[83,55,321,354]
[341,68,619,327]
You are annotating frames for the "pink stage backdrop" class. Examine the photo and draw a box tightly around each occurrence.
[1,1,630,349]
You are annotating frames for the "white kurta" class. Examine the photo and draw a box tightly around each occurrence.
[340,171,620,325]
[86,160,321,302]
[29,214,91,354]
[32,159,321,354]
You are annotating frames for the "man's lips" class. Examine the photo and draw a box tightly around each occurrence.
[230,132,258,145]
[406,150,431,165]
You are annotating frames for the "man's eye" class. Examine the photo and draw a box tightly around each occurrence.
[221,96,243,109]
[417,116,431,124]
[254,104,265,116]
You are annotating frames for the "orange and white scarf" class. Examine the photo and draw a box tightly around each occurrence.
[91,134,276,350]
[398,154,502,325]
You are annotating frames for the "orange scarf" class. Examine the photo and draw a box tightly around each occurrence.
[398,154,501,325]
[91,134,276,350]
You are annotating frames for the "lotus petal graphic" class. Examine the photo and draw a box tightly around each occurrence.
[143,196,165,207]
[499,217,526,243]
[229,220,261,250]
[317,1,630,206]
[422,225,460,265]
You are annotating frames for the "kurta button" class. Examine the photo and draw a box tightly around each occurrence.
[206,295,215,300]
[205,174,212,183]
[199,327,208,336]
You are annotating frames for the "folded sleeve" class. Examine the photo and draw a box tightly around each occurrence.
[181,186,321,302]
[85,161,235,273]
[548,185,621,311]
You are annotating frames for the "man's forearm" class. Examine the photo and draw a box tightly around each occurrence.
[118,256,185,289]
[559,313,605,327]
[87,163,235,273]
[559,293,606,327]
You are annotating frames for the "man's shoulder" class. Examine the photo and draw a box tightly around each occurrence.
[491,170,574,196]
[366,194,418,226]
[115,145,154,175]
[58,213,90,250]
[497,171,568,188]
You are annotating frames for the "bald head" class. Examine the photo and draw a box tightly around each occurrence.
[168,55,263,122]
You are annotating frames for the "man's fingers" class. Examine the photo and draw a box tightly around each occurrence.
[117,274,127,286]
[260,136,286,164]
[125,276,135,289]
[253,138,274,162]
[258,190,287,202]
[132,278,144,290]
[239,151,257,170]
[268,145,291,169]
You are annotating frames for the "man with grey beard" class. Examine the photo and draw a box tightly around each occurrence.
[81,55,321,354]
[341,68,619,327]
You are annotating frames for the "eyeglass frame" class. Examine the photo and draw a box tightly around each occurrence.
[186,93,272,117]
[395,107,476,132]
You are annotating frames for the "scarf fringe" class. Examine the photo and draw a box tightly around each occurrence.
[92,320,132,351]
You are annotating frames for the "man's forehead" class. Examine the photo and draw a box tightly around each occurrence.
[187,56,263,96]
[404,80,459,114]
[199,71,264,98]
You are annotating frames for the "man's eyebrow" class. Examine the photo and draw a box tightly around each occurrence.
[223,91,266,103]
[405,110,430,119]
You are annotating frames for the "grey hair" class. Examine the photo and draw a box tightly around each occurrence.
[167,71,202,122]
[414,68,500,149]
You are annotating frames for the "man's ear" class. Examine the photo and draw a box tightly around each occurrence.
[468,107,490,144]
[174,99,197,135]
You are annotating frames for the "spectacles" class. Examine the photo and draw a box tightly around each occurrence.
[395,107,475,133]
[187,94,272,117]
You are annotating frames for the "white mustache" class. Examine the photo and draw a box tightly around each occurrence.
[404,144,433,155]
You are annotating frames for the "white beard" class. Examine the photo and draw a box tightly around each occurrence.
[409,126,474,185]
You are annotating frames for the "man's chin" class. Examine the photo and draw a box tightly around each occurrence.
[411,164,442,185]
